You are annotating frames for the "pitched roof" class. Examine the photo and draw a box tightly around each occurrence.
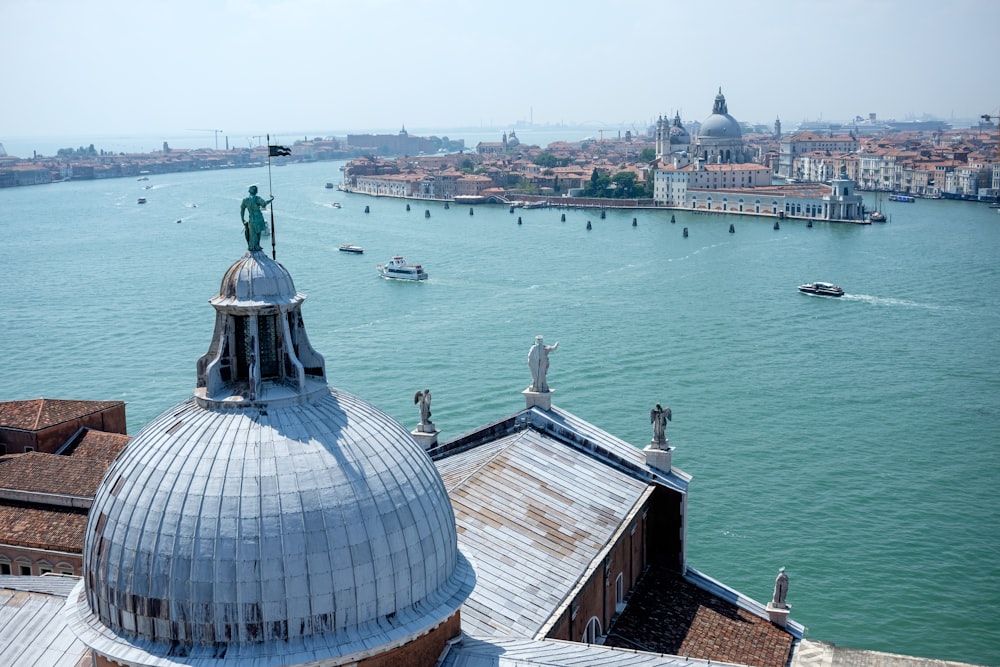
[0,503,88,552]
[0,577,90,667]
[61,429,129,465]
[604,566,795,667]
[434,407,688,639]
[0,452,106,498]
[0,399,124,432]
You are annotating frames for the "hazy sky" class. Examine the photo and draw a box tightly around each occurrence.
[3,0,998,142]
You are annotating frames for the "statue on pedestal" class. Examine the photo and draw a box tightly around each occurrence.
[528,336,558,393]
[650,403,671,445]
[414,389,432,426]
[771,567,789,609]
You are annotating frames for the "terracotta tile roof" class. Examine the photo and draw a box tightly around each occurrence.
[0,451,106,497]
[0,399,124,431]
[0,503,88,552]
[605,565,794,667]
[63,429,129,465]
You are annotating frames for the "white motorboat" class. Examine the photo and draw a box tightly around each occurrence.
[798,281,844,297]
[377,256,427,281]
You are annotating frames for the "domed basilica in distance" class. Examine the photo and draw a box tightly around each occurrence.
[655,88,751,164]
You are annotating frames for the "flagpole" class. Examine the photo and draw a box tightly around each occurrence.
[267,133,277,259]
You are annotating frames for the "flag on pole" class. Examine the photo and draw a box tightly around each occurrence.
[269,145,292,157]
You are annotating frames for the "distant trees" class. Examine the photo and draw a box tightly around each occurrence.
[639,147,656,162]
[582,167,610,197]
[533,152,569,168]
[582,167,649,198]
[56,144,98,158]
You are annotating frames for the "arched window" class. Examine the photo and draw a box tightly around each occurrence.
[616,573,625,612]
[582,616,602,644]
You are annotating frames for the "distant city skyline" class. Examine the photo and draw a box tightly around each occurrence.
[3,0,997,142]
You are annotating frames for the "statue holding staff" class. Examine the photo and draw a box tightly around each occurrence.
[240,185,273,251]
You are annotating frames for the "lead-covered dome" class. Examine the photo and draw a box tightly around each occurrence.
[700,88,741,138]
[67,249,474,666]
[668,112,690,145]
[215,250,301,307]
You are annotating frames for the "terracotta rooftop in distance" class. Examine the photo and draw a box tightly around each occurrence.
[62,429,130,465]
[0,503,88,553]
[606,565,794,667]
[0,452,107,497]
[0,399,124,431]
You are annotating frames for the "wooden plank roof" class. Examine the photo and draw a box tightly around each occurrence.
[434,407,665,638]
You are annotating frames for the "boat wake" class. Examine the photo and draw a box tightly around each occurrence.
[667,241,728,262]
[843,293,949,310]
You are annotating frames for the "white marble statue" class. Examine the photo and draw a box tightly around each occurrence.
[528,336,559,393]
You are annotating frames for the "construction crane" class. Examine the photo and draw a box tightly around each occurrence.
[186,129,224,150]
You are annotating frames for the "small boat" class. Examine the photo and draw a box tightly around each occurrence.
[377,256,428,281]
[339,243,364,254]
[888,194,915,202]
[869,210,887,223]
[325,182,334,189]
[137,197,147,204]
[331,202,341,209]
[798,281,844,297]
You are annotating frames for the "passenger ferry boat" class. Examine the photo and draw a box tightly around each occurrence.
[377,256,428,280]
[798,281,844,297]
[888,194,915,202]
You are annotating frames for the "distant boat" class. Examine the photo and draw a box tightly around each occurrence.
[869,190,886,222]
[798,281,844,297]
[137,197,147,204]
[325,182,334,189]
[339,243,364,254]
[888,194,915,202]
[377,256,428,281]
[137,176,149,181]
[331,202,341,209]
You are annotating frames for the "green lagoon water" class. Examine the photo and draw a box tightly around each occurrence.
[1,160,998,665]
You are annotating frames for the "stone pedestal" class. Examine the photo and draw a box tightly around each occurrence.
[765,603,791,628]
[523,388,553,411]
[643,443,673,472]
[411,424,439,450]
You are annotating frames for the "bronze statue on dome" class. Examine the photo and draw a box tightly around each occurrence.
[240,185,273,251]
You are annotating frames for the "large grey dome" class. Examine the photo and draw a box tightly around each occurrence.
[70,390,473,663]
[700,89,741,139]
[67,249,474,665]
